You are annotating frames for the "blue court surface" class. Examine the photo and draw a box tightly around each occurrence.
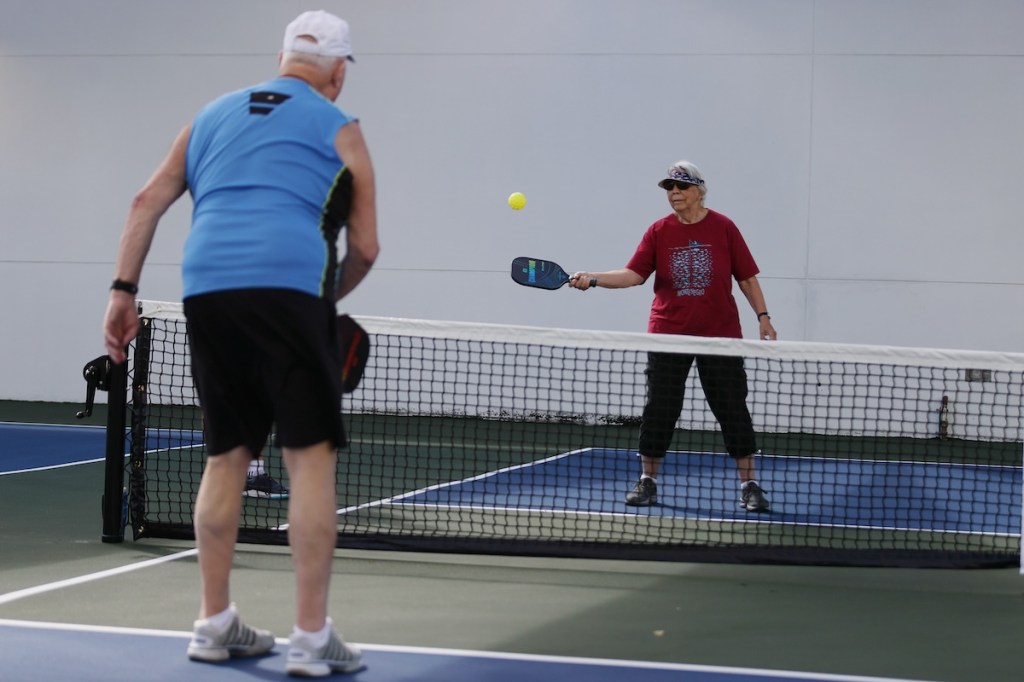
[0,423,201,474]
[0,423,109,472]
[388,448,1022,536]
[0,620,935,682]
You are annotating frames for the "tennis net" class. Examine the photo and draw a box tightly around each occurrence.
[100,299,1024,568]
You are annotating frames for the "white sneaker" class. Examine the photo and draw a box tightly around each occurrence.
[187,604,275,662]
[286,619,363,677]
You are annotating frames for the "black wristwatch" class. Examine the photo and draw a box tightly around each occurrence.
[110,279,139,295]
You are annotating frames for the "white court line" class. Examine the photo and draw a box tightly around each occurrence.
[0,618,935,682]
[270,448,592,531]
[0,457,106,476]
[0,421,106,430]
[0,618,195,639]
[0,548,197,606]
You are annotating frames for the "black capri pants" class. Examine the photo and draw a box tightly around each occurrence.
[638,352,757,460]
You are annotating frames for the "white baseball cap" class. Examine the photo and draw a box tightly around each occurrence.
[282,10,355,61]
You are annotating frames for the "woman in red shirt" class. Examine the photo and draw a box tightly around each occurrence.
[570,160,777,512]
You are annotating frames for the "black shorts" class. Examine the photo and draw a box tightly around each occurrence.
[183,289,346,457]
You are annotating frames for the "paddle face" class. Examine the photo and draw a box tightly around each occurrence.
[510,257,571,290]
[337,314,370,393]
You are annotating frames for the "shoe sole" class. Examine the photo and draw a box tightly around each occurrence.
[624,497,657,507]
[188,644,274,662]
[187,646,230,663]
[740,503,770,512]
[243,490,289,499]
[286,660,365,677]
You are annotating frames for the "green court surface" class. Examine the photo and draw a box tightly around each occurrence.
[1,401,1023,682]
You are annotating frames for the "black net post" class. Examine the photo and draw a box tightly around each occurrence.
[127,318,153,540]
[100,356,129,543]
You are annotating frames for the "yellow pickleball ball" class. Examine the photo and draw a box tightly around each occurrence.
[508,192,526,210]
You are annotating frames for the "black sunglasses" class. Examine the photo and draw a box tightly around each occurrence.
[663,180,696,191]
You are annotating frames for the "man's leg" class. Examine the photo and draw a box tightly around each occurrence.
[283,440,338,632]
[194,445,251,618]
[282,440,363,676]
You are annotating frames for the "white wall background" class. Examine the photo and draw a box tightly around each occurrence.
[1,0,1022,402]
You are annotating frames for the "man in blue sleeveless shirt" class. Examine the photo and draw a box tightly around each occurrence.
[103,11,379,676]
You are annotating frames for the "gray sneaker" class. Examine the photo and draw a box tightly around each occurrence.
[187,605,275,662]
[740,481,770,512]
[286,619,363,677]
[625,478,657,506]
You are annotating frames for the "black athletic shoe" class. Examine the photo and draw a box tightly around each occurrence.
[243,473,289,499]
[740,481,770,512]
[625,478,658,506]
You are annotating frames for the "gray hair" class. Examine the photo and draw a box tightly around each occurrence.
[281,49,341,72]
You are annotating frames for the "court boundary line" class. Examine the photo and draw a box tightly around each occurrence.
[0,618,935,682]
[0,421,106,430]
[0,549,198,606]
[386,501,1021,538]
[0,458,106,476]
[271,448,593,531]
